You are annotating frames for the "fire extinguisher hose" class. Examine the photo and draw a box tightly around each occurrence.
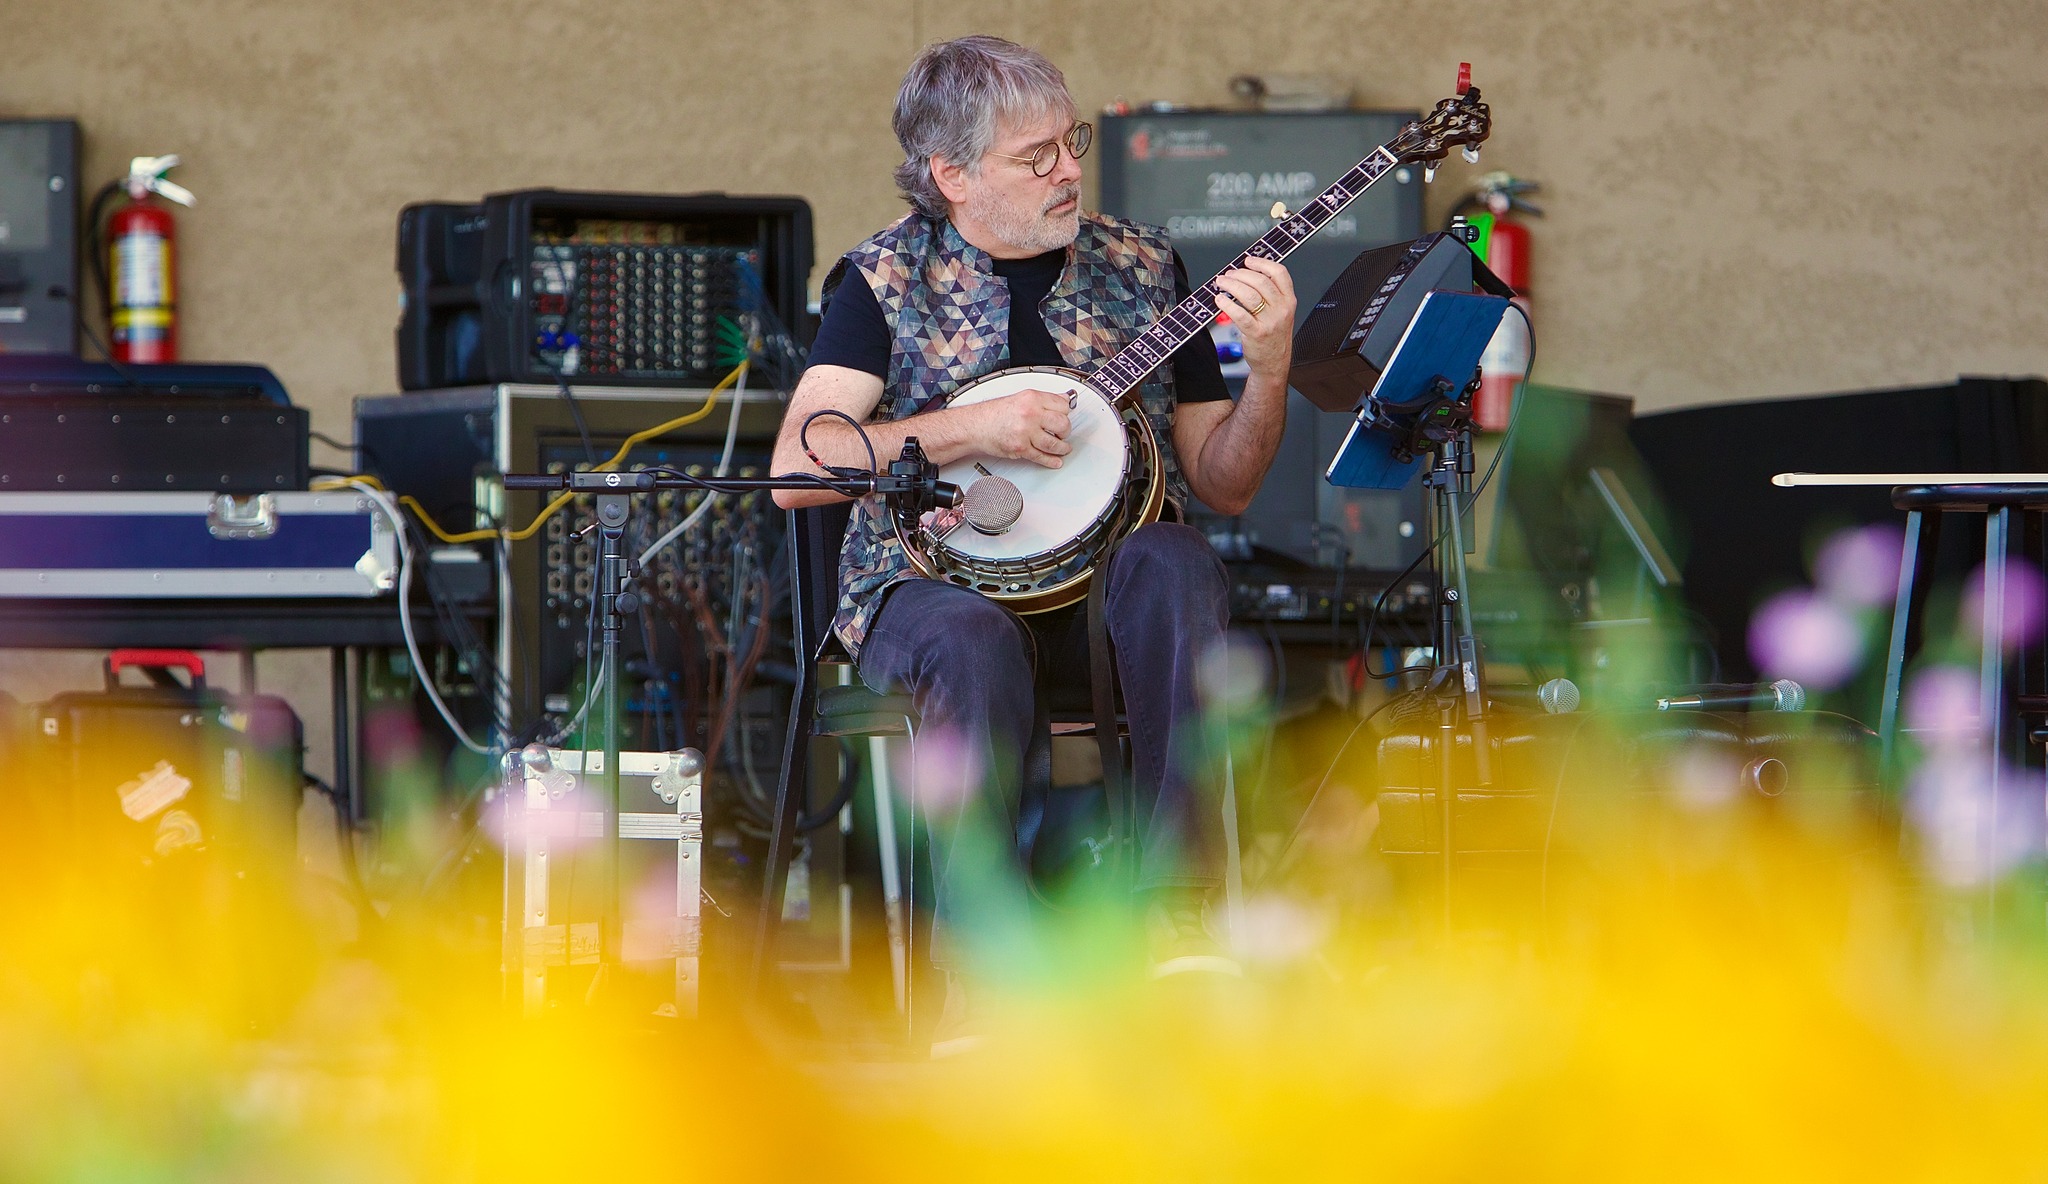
[83,178,127,329]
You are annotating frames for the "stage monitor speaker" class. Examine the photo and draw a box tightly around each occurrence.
[0,119,79,356]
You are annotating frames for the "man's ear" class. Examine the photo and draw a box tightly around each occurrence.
[931,154,972,205]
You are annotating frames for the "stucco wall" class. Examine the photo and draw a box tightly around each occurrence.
[4,0,2044,763]
[10,0,2043,424]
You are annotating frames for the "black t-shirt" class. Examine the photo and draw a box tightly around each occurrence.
[808,246,1231,404]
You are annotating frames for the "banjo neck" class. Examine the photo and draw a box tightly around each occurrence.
[1085,144,1406,406]
[909,81,1489,613]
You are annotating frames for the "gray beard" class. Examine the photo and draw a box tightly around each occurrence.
[966,183,1082,255]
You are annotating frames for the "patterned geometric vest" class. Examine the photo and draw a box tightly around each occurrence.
[823,211,1187,657]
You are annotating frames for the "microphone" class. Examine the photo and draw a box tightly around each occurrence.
[960,473,1023,535]
[1655,678,1807,713]
[1487,677,1580,714]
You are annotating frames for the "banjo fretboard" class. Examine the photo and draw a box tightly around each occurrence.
[1087,146,1403,403]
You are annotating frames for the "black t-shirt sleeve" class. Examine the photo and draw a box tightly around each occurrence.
[805,268,890,378]
[804,247,1233,404]
[1166,251,1230,405]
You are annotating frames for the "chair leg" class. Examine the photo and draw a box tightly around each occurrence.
[867,734,907,1019]
[1880,508,1941,794]
[1982,507,2011,926]
[904,729,930,1045]
[1220,750,1245,949]
[749,667,817,999]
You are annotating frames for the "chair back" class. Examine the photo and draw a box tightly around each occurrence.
[787,503,854,664]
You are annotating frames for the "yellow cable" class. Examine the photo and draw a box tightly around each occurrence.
[601,359,745,464]
[319,362,751,545]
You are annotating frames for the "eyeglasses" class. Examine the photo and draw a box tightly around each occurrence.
[986,121,1093,177]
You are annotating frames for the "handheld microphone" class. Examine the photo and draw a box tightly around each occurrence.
[1655,678,1807,713]
[1487,677,1580,714]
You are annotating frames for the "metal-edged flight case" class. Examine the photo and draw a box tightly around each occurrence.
[0,357,309,492]
[502,746,706,1019]
[0,489,399,598]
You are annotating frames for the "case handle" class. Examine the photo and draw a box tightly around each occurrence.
[105,648,208,689]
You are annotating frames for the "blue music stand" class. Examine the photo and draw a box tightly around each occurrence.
[1324,289,1511,490]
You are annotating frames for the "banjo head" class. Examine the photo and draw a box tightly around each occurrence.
[896,364,1163,613]
[933,367,1128,563]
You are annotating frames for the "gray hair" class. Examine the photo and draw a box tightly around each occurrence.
[892,36,1074,220]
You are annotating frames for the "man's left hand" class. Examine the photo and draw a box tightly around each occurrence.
[1213,255,1296,383]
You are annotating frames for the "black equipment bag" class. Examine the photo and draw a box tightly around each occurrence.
[1369,698,1881,938]
[36,649,303,879]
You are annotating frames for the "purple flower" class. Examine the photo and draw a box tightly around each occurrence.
[1902,665,1981,741]
[1748,589,1864,690]
[1962,562,2048,651]
[1814,525,1905,609]
[1907,752,2045,888]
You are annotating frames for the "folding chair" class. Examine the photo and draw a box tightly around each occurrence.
[747,505,1243,1032]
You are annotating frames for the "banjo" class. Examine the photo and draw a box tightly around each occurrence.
[896,78,1493,614]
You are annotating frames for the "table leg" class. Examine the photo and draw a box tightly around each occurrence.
[332,647,357,825]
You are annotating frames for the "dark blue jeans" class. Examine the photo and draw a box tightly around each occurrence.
[855,522,1230,969]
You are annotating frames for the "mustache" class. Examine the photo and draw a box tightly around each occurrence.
[1043,185,1081,213]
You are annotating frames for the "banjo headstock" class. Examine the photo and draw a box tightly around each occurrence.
[1388,67,1492,177]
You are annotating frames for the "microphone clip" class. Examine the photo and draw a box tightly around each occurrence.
[881,437,963,535]
[887,438,941,514]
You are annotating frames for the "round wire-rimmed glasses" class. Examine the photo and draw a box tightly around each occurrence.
[986,121,1094,177]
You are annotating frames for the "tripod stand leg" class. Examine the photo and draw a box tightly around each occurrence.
[595,495,631,976]
[1437,698,1455,936]
[749,665,815,997]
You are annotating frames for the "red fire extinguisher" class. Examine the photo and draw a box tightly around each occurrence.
[104,155,196,364]
[1453,172,1540,432]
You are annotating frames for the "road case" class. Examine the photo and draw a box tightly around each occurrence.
[502,745,705,1019]
[0,490,398,597]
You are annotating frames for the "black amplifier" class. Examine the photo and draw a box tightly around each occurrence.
[1228,564,1436,626]
[0,120,79,355]
[0,357,307,492]
[396,190,813,390]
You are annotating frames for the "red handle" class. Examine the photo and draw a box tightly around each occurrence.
[106,648,207,688]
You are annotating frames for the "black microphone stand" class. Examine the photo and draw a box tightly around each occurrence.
[504,438,958,998]
[1429,391,1493,934]
[1378,374,1494,933]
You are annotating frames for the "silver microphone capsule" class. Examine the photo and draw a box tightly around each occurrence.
[961,474,1024,536]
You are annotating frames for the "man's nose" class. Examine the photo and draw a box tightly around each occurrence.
[1050,143,1083,187]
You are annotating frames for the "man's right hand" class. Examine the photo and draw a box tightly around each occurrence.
[972,388,1072,468]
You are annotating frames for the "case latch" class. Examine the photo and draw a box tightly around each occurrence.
[207,493,278,540]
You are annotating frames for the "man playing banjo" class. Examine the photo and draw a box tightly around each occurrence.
[770,35,1293,1007]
